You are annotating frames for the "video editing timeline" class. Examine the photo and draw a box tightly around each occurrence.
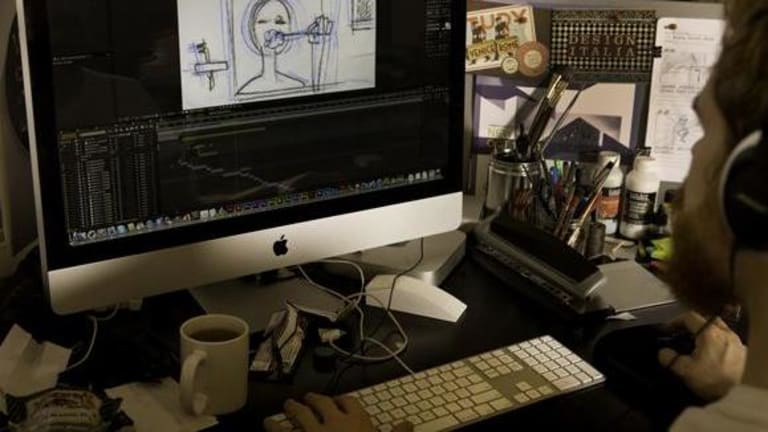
[62,90,447,246]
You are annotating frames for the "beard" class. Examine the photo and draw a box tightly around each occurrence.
[665,189,738,316]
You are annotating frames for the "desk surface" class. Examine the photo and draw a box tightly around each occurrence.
[1,257,685,431]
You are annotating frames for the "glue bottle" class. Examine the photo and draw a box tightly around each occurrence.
[594,151,623,235]
[620,156,660,240]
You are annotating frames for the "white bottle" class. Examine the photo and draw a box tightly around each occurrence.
[620,156,660,240]
[594,151,623,235]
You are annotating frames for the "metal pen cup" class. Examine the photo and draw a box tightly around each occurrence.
[484,141,542,221]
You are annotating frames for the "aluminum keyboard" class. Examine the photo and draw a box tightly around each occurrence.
[268,335,604,431]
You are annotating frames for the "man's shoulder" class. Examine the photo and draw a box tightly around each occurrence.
[672,385,768,432]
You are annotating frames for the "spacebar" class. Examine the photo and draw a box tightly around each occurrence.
[414,415,460,432]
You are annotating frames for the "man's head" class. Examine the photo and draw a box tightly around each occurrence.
[666,0,768,316]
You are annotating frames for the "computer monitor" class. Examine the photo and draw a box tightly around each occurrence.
[16,0,465,315]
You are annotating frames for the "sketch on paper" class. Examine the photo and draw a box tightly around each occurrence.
[178,0,377,110]
[659,52,714,87]
[651,110,702,153]
[351,0,374,30]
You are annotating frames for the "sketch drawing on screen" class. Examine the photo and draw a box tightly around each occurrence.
[178,0,377,110]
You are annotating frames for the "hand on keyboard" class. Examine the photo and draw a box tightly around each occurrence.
[263,393,414,432]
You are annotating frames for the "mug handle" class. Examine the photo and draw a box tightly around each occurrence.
[180,350,208,415]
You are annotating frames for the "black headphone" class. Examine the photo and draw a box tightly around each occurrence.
[720,128,768,250]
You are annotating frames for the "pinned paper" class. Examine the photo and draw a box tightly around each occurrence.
[0,325,71,410]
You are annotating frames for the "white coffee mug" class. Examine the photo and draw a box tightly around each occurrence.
[179,314,249,416]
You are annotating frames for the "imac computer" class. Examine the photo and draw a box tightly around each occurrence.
[16,0,465,318]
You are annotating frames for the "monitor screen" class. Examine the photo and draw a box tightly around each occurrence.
[18,0,464,313]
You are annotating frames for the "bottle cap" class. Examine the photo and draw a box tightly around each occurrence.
[598,151,621,168]
[634,155,656,172]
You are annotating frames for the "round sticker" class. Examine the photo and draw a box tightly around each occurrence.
[517,41,549,77]
[501,57,519,75]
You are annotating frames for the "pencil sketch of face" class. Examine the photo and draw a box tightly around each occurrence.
[249,0,293,57]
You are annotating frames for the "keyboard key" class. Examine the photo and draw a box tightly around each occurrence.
[445,402,462,412]
[443,382,458,392]
[374,384,387,392]
[408,415,423,425]
[418,389,433,400]
[387,381,400,389]
[419,411,436,422]
[567,354,581,364]
[485,370,500,379]
[468,374,484,384]
[429,396,446,406]
[566,365,581,375]
[455,388,470,399]
[480,353,494,360]
[427,369,440,377]
[416,380,431,390]
[543,372,558,382]
[468,382,493,394]
[360,388,373,396]
[526,347,541,356]
[576,373,592,384]
[474,403,494,416]
[556,358,571,367]
[378,390,392,400]
[526,389,542,399]
[516,351,530,359]
[531,338,543,346]
[536,354,549,363]
[391,387,405,397]
[401,376,414,383]
[417,400,433,411]
[492,350,505,357]
[472,390,503,405]
[438,365,451,372]
[405,405,419,415]
[516,382,532,392]
[363,395,378,405]
[487,358,502,367]
[575,362,604,379]
[380,401,395,411]
[433,406,449,417]
[553,376,580,391]
[443,371,458,381]
[392,408,407,419]
[539,344,551,352]
[554,369,570,378]
[541,336,553,343]
[545,361,559,370]
[431,385,445,395]
[476,360,490,370]
[414,415,459,432]
[377,412,393,423]
[490,398,514,411]
[533,364,549,374]
[428,376,443,386]
[523,357,539,366]
[510,362,524,372]
[456,409,479,423]
[454,367,473,377]
[538,385,554,396]
[392,397,408,408]
[405,394,420,404]
[497,365,511,375]
[366,405,381,415]
[381,425,392,432]
[403,383,418,393]
[459,399,474,409]
[546,351,561,360]
[514,393,530,404]
[499,354,514,363]
[455,378,470,388]
[520,342,532,349]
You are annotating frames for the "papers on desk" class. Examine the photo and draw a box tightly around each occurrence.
[106,378,218,432]
[0,325,71,412]
[645,18,725,183]
[598,260,676,313]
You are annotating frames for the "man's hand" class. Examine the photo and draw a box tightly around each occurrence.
[263,393,413,432]
[658,311,747,401]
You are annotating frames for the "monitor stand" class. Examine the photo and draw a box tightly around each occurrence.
[326,230,467,286]
[189,274,346,333]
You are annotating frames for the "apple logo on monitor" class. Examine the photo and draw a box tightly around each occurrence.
[273,235,289,256]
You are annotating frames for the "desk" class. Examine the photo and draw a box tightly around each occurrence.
[1,257,685,431]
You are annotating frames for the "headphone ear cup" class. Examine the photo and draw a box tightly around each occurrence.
[720,130,768,249]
